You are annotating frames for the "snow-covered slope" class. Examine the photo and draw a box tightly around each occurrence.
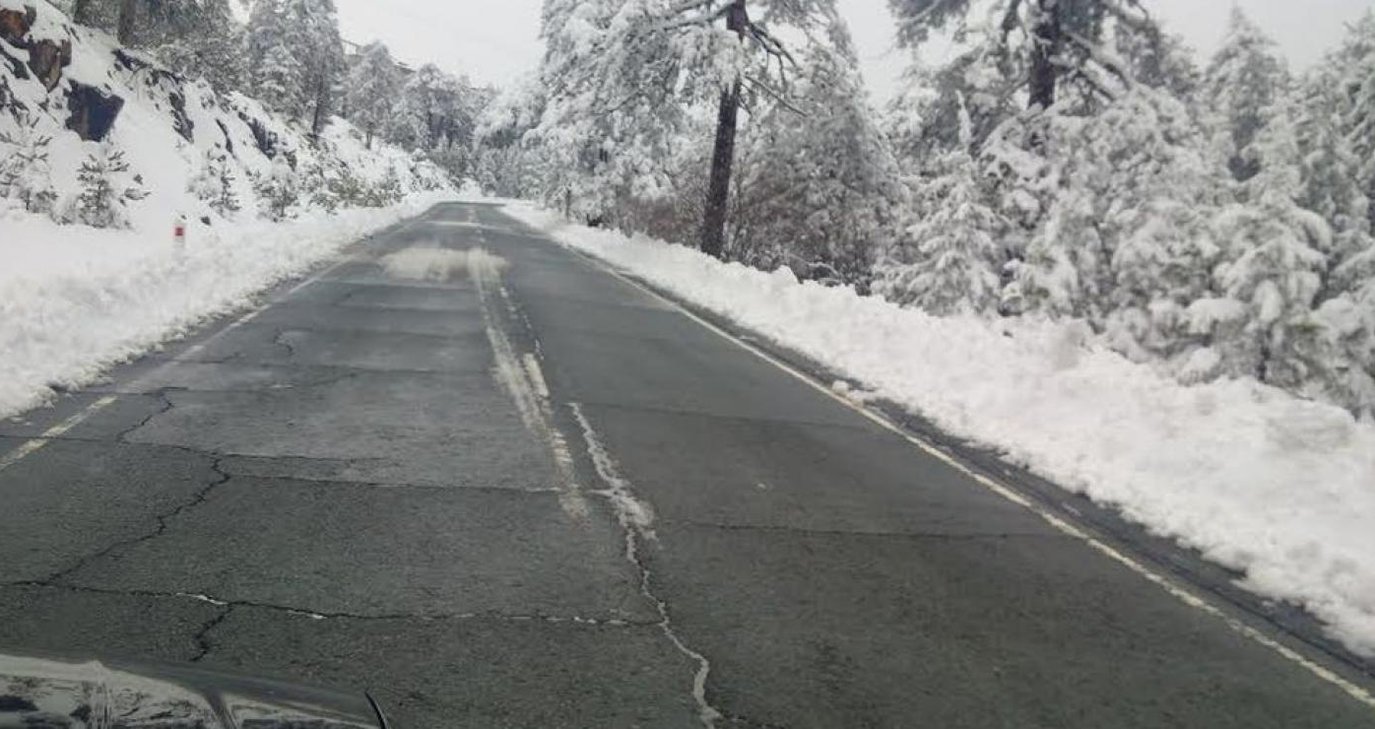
[506,203,1375,659]
[0,0,456,416]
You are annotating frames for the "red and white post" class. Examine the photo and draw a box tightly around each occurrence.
[173,214,187,253]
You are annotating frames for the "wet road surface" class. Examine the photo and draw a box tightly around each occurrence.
[1,202,1373,728]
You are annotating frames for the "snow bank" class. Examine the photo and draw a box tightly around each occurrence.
[505,203,1375,658]
[0,193,452,417]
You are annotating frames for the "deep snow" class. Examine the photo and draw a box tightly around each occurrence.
[504,203,1375,659]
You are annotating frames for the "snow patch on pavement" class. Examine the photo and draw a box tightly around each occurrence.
[505,202,1375,659]
[382,245,511,283]
[569,403,656,541]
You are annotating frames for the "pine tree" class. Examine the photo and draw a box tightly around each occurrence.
[1324,12,1375,228]
[874,95,1005,314]
[345,42,403,149]
[245,0,344,133]
[393,65,478,154]
[1210,98,1328,388]
[1201,7,1290,185]
[1293,69,1374,297]
[190,147,241,217]
[247,0,306,116]
[290,0,346,138]
[0,113,57,215]
[154,0,246,93]
[65,142,148,229]
[1004,85,1223,361]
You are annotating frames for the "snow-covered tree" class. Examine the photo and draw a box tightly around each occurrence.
[1292,70,1374,297]
[292,0,346,138]
[888,0,1159,114]
[1201,7,1290,185]
[346,42,403,149]
[732,19,904,288]
[245,0,345,135]
[0,113,57,214]
[532,0,832,250]
[874,92,1005,313]
[1311,282,1375,416]
[246,0,305,116]
[189,146,241,217]
[64,142,148,229]
[154,0,245,93]
[1000,84,1224,365]
[1208,98,1328,387]
[526,0,687,224]
[391,64,485,179]
[473,78,548,198]
[1322,12,1375,228]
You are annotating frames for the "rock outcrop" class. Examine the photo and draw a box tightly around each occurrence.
[65,80,123,141]
[0,5,70,91]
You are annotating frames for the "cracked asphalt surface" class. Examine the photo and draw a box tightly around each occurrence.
[2,203,1374,728]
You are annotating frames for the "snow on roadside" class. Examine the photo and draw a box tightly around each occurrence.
[0,193,452,418]
[504,202,1375,658]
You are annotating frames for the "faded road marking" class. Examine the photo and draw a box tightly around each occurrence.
[0,395,119,473]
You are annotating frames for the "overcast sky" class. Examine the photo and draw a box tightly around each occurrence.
[333,0,1373,103]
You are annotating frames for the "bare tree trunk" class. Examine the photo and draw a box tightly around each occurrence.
[698,0,748,259]
[1027,0,1060,110]
[116,0,138,46]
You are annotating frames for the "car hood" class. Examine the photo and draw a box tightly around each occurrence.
[0,649,387,728]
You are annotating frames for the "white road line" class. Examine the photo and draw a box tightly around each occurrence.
[469,217,588,520]
[522,353,552,400]
[0,395,119,473]
[559,243,1375,710]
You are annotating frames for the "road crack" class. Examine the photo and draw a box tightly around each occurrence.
[569,402,724,729]
[191,604,233,662]
[113,389,177,442]
[271,330,299,360]
[0,581,653,628]
[34,457,232,586]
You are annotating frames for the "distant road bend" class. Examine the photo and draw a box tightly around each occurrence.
[1,202,1373,728]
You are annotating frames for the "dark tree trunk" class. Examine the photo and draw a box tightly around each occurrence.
[116,0,138,46]
[1027,0,1061,111]
[72,0,95,24]
[698,0,748,259]
[311,81,328,141]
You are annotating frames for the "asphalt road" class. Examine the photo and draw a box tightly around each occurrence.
[2,202,1373,728]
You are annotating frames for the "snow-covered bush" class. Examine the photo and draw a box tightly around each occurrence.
[63,142,148,229]
[254,156,301,222]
